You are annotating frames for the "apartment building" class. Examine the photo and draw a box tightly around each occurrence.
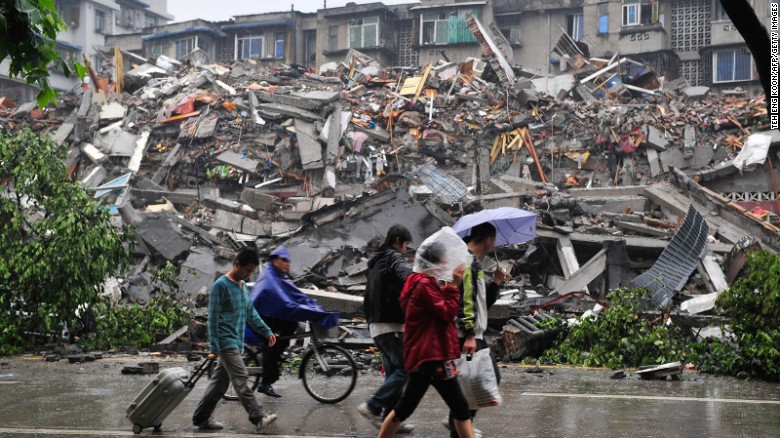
[0,0,172,102]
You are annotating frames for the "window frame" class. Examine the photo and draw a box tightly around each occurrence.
[95,8,106,33]
[622,3,640,26]
[598,3,609,34]
[713,49,755,83]
[275,32,285,59]
[145,13,157,28]
[348,16,379,49]
[568,13,584,41]
[328,25,339,52]
[237,35,264,59]
[151,43,162,57]
[174,37,196,59]
[420,12,448,45]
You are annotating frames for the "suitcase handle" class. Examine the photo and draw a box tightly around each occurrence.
[186,356,215,388]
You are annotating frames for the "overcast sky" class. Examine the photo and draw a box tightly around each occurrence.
[167,0,419,22]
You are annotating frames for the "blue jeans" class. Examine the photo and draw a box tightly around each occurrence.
[367,332,406,416]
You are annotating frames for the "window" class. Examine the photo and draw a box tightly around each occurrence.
[622,3,640,26]
[145,13,157,28]
[349,17,378,49]
[622,1,659,26]
[93,55,105,72]
[151,44,162,56]
[275,32,285,58]
[95,9,106,33]
[496,15,522,45]
[238,36,263,59]
[175,37,196,59]
[328,25,339,51]
[421,12,448,45]
[714,48,755,83]
[568,14,583,41]
[598,3,609,34]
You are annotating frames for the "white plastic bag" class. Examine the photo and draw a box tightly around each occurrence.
[413,226,471,282]
[453,349,502,410]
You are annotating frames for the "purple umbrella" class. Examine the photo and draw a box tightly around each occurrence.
[452,207,537,247]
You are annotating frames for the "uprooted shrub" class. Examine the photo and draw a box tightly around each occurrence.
[533,288,691,369]
[689,250,780,381]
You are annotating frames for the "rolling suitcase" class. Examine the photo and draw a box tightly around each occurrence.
[126,357,213,434]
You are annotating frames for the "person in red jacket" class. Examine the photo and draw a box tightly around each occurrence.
[378,237,475,438]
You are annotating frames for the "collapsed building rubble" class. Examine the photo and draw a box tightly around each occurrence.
[2,24,778,359]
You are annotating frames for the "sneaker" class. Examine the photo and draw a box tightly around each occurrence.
[397,422,416,434]
[439,418,481,437]
[195,418,224,430]
[256,413,278,431]
[257,384,282,398]
[357,402,383,428]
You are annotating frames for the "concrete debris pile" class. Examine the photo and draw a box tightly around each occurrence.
[1,31,778,358]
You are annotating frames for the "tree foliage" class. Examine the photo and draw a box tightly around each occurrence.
[535,288,691,369]
[0,0,84,107]
[690,250,780,380]
[0,129,128,354]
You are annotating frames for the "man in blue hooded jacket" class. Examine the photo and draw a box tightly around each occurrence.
[250,246,339,398]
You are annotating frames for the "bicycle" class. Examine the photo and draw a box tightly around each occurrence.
[207,323,358,404]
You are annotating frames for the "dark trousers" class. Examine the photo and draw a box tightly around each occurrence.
[193,348,265,426]
[449,338,501,437]
[393,361,471,423]
[367,332,406,416]
[261,316,298,386]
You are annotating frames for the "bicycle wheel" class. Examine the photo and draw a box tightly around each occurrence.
[300,344,357,404]
[206,350,263,401]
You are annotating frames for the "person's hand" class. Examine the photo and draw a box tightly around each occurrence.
[445,265,465,288]
[493,266,510,285]
[268,333,277,347]
[463,335,477,354]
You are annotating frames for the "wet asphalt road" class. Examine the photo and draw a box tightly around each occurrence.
[1,356,780,438]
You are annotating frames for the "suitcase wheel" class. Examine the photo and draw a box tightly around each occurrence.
[154,424,162,432]
[132,423,142,434]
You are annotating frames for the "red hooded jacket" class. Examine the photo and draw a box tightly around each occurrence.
[399,272,461,372]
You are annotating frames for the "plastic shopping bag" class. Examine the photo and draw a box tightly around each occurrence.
[453,349,502,410]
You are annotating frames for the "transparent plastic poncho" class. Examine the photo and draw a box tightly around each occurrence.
[413,226,472,282]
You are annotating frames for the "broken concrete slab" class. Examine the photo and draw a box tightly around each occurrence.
[215,150,260,174]
[81,144,108,164]
[646,148,662,177]
[256,103,323,122]
[553,248,607,295]
[644,125,668,151]
[51,123,75,145]
[136,215,191,263]
[99,102,128,121]
[209,209,270,236]
[241,188,277,210]
[295,119,324,170]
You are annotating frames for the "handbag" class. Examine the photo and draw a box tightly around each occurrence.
[453,348,502,410]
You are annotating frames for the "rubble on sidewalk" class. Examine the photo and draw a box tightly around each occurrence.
[4,31,778,360]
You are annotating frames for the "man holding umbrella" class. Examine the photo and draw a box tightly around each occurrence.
[447,207,537,438]
[445,222,508,437]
